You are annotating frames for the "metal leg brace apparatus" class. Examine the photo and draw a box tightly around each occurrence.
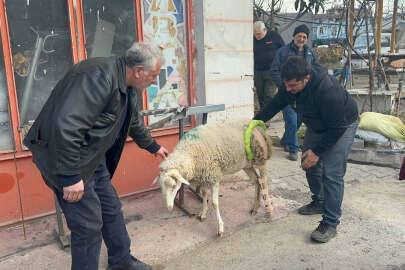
[254,164,273,216]
[251,126,273,216]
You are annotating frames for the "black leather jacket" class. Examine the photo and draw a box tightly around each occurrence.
[24,56,159,190]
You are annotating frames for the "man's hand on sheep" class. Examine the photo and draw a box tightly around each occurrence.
[154,146,169,159]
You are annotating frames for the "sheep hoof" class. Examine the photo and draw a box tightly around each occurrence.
[197,215,206,222]
[217,231,224,238]
[250,209,258,216]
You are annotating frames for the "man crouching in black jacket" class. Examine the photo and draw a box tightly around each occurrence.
[254,56,358,243]
[24,42,168,270]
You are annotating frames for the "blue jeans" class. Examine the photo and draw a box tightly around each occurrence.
[51,162,131,270]
[281,105,301,153]
[302,120,358,227]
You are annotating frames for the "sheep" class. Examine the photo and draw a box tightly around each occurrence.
[153,118,273,237]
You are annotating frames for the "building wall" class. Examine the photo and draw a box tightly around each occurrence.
[201,0,254,121]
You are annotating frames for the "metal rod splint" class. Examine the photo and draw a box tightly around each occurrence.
[255,166,273,216]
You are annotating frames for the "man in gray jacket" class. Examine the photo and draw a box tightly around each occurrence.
[24,42,168,270]
[271,24,318,161]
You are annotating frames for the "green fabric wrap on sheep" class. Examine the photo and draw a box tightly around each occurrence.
[244,120,267,160]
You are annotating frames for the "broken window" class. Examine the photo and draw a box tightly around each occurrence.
[6,0,73,131]
[82,0,138,57]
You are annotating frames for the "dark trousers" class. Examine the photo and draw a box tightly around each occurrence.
[51,163,131,270]
[254,69,278,111]
[302,120,358,227]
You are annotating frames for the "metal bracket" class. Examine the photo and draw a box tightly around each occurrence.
[54,194,70,249]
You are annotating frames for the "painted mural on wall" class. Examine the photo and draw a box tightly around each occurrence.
[142,0,188,124]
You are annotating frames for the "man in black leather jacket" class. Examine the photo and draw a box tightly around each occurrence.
[255,56,358,243]
[24,42,168,270]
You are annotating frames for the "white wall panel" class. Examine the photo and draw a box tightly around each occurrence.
[203,0,254,122]
[205,53,253,81]
[204,21,252,52]
[205,79,254,121]
[204,0,253,20]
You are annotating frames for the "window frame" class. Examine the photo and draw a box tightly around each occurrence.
[0,0,196,160]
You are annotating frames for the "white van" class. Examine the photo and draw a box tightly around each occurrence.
[352,33,391,69]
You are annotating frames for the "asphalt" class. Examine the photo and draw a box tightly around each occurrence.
[0,120,404,270]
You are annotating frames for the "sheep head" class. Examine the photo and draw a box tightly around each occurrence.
[153,169,190,211]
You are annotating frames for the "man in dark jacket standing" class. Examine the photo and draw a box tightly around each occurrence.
[253,21,284,113]
[271,24,318,161]
[24,42,168,270]
[255,56,358,243]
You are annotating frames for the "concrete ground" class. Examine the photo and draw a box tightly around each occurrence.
[0,121,404,270]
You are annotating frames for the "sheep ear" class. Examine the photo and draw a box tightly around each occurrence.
[152,176,159,185]
[169,170,190,186]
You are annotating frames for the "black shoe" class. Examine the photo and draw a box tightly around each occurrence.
[287,152,298,161]
[297,201,322,215]
[107,256,152,270]
[311,222,337,243]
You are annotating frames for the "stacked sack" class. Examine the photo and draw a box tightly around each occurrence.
[355,112,405,150]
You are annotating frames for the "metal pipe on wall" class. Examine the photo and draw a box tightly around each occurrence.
[376,0,383,56]
[348,0,355,89]
[391,0,399,53]
[19,35,43,126]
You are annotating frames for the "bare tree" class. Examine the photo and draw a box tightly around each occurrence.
[254,0,327,32]
[278,0,328,32]
[254,0,283,30]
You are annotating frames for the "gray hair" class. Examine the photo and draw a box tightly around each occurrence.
[125,42,165,71]
[253,21,266,31]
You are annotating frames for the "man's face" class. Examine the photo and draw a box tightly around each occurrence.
[293,33,308,49]
[254,28,267,40]
[283,75,310,94]
[130,59,162,90]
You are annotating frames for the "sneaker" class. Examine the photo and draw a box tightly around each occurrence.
[107,256,152,270]
[311,222,337,243]
[287,152,298,161]
[297,201,322,215]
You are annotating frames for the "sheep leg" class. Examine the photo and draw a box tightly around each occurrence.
[244,168,261,215]
[198,186,208,221]
[211,182,224,238]
[256,165,274,216]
